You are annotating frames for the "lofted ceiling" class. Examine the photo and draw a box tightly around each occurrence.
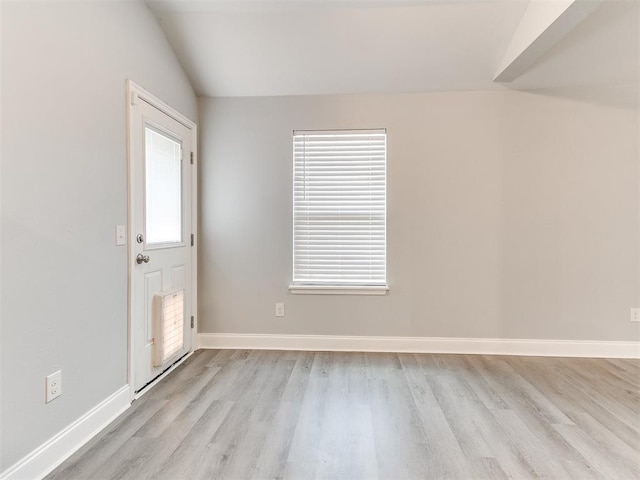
[147,0,639,98]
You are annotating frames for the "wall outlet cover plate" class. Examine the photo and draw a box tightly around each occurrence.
[46,370,62,403]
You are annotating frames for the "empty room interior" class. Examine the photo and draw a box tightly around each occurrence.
[1,0,639,479]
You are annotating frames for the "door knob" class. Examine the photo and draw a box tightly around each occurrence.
[136,254,150,264]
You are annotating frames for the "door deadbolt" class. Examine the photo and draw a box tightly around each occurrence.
[136,234,144,244]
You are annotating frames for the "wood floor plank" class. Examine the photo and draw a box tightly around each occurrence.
[191,352,297,480]
[399,354,472,479]
[559,358,640,427]
[285,354,330,480]
[314,353,377,480]
[46,398,169,480]
[47,351,640,480]
[150,400,235,480]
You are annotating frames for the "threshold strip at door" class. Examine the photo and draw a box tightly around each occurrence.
[133,351,193,400]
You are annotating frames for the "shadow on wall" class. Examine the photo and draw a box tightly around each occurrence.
[513,84,639,110]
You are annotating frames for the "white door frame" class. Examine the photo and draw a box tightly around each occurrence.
[126,80,198,400]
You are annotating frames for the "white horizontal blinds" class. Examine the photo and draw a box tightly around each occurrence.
[293,129,387,286]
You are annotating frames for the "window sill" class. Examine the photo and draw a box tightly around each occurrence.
[288,285,389,296]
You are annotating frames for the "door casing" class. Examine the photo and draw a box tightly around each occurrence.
[126,80,198,399]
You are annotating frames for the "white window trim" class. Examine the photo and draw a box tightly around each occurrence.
[289,284,389,295]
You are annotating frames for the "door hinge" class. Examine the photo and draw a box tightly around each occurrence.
[190,234,194,246]
[190,152,194,165]
[190,316,195,329]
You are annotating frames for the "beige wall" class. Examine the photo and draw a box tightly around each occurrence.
[0,1,197,470]
[198,90,639,341]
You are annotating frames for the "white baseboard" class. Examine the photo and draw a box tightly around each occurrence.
[0,385,131,480]
[197,333,640,359]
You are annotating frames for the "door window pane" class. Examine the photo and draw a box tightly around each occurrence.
[145,126,183,244]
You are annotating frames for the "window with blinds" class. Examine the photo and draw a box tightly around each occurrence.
[293,129,387,288]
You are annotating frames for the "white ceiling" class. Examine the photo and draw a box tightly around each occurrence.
[147,0,639,98]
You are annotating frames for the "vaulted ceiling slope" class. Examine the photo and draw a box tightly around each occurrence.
[148,0,639,98]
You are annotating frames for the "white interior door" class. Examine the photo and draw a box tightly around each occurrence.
[129,84,196,393]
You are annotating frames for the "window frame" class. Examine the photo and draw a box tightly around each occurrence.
[289,128,389,296]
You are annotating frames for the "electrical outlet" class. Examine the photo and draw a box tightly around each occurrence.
[275,303,285,317]
[631,308,640,323]
[46,370,62,403]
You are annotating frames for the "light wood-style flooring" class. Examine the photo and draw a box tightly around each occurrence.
[48,349,640,480]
